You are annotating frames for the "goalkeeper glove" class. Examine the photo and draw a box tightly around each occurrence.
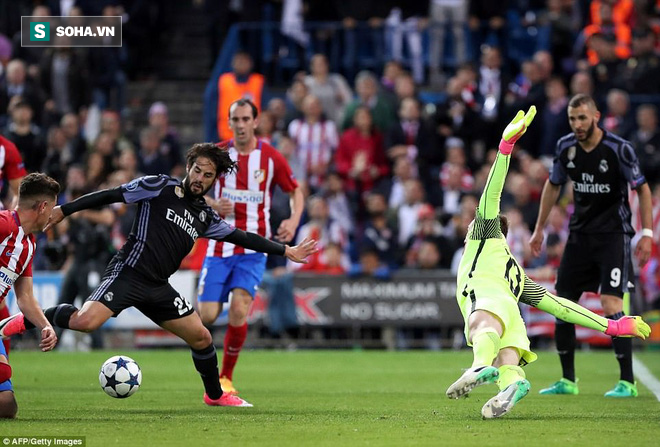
[605,316,652,339]
[499,105,537,155]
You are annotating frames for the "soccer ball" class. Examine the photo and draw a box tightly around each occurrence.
[99,355,142,398]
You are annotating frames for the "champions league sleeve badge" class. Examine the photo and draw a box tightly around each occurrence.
[567,146,576,168]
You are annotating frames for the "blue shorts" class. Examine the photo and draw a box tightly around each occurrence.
[197,253,267,303]
[0,340,12,392]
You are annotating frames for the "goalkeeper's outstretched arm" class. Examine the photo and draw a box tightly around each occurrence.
[519,275,651,339]
[477,106,536,220]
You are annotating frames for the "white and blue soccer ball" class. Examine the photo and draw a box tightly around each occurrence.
[99,355,142,398]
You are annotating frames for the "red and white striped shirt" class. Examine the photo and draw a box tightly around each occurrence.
[0,136,27,184]
[287,119,338,188]
[207,139,299,257]
[0,210,35,303]
[0,136,27,211]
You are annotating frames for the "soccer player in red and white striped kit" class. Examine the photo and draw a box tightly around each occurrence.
[0,173,59,418]
[0,135,28,357]
[198,99,304,395]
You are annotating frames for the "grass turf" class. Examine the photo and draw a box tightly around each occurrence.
[1,349,659,446]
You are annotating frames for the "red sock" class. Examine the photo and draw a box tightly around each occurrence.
[221,323,247,380]
[0,362,11,383]
[0,305,10,357]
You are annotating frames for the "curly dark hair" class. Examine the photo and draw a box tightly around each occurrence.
[185,143,237,177]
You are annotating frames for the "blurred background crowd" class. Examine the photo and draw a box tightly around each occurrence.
[1,0,660,323]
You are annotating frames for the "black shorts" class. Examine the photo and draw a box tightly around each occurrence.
[85,259,194,323]
[555,232,634,300]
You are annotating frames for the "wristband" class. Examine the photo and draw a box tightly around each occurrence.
[641,228,653,238]
[498,138,515,155]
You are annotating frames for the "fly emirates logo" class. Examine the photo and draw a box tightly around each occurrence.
[166,208,198,240]
[573,173,611,194]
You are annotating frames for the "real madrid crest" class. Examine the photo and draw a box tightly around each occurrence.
[175,186,184,198]
[567,146,576,168]
[199,210,206,223]
[254,169,265,184]
[599,159,608,173]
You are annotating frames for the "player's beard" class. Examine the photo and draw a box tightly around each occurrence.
[575,119,596,141]
[183,177,212,198]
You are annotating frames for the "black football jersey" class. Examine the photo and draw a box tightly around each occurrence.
[115,175,234,282]
[549,130,646,234]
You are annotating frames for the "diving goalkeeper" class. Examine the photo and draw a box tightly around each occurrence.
[446,106,651,419]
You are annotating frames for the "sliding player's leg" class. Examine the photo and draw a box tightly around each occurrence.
[446,309,502,399]
[482,347,530,419]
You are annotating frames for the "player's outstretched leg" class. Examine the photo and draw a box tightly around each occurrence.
[447,327,502,399]
[0,304,80,340]
[0,313,26,339]
[482,365,530,419]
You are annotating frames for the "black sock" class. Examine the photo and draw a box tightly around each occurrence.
[44,304,78,329]
[191,343,222,400]
[555,319,576,382]
[607,312,634,383]
[23,304,78,332]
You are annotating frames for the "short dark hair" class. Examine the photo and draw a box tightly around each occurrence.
[186,143,237,177]
[18,173,60,207]
[229,99,258,119]
[568,93,598,111]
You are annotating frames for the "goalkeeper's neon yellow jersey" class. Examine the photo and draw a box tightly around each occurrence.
[456,152,525,308]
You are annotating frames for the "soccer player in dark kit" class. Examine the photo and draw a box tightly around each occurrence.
[0,143,317,407]
[530,94,653,397]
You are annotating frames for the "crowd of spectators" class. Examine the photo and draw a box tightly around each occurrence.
[2,0,660,312]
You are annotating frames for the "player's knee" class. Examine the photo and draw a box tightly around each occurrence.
[228,294,251,323]
[0,392,17,419]
[199,303,220,325]
[468,310,503,337]
[601,295,623,315]
[199,310,218,326]
[189,328,213,350]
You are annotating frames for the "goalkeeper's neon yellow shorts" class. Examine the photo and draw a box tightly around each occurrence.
[458,289,538,366]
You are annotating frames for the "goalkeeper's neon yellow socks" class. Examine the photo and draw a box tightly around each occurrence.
[471,330,501,368]
[496,365,526,391]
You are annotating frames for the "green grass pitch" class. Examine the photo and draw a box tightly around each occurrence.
[1,350,659,446]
